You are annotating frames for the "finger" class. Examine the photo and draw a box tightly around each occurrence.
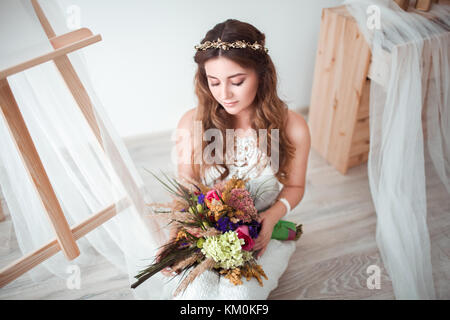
[162,270,177,277]
[161,267,174,276]
[257,240,269,253]
[253,241,265,251]
[161,270,171,277]
[257,245,267,259]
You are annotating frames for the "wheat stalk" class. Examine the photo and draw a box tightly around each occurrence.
[172,252,204,272]
[173,258,216,297]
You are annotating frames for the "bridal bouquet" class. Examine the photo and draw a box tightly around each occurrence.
[131,171,302,296]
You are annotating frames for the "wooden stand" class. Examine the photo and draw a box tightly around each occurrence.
[308,6,371,175]
[308,4,449,175]
[0,0,136,287]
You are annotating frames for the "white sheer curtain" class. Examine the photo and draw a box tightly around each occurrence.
[345,0,449,299]
[0,0,172,299]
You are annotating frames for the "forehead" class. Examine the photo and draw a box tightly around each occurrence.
[204,57,248,78]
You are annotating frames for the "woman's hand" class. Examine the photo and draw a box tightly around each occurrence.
[156,229,180,277]
[253,210,277,259]
[155,245,179,277]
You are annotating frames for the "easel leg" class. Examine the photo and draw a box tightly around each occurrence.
[0,78,79,259]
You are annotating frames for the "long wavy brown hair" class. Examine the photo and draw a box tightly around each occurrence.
[191,19,296,185]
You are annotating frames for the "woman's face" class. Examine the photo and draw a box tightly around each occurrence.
[204,56,259,117]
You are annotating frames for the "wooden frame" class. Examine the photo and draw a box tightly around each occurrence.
[0,0,141,288]
[0,201,128,287]
[0,29,101,79]
[0,78,80,260]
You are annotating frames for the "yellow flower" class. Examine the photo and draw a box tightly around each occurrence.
[175,230,187,242]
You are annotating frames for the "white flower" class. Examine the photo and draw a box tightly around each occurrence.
[201,231,251,269]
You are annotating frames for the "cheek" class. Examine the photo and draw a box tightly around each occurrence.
[235,82,255,97]
[210,86,221,99]
[242,83,258,100]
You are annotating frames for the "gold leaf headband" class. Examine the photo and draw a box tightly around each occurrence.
[194,37,269,53]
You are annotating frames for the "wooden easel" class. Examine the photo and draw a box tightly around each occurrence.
[0,0,139,287]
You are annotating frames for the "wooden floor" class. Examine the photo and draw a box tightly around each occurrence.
[0,112,448,300]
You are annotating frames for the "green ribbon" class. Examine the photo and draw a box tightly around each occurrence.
[271,220,298,240]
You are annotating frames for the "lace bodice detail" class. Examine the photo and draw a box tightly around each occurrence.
[202,134,281,212]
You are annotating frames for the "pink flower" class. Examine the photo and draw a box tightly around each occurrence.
[206,189,222,201]
[227,189,257,223]
[235,225,255,251]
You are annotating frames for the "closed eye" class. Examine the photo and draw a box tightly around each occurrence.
[210,81,244,87]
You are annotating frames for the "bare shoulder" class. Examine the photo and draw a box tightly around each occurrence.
[285,109,311,148]
[177,107,197,130]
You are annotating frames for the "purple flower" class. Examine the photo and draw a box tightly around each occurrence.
[179,241,190,248]
[197,194,205,205]
[247,220,261,239]
[215,216,239,233]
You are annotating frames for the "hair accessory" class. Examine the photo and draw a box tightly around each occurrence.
[194,37,268,53]
[278,198,291,217]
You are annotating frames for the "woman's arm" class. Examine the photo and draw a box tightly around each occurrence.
[167,108,198,236]
[175,107,197,181]
[268,110,311,220]
[253,110,311,257]
[158,108,197,275]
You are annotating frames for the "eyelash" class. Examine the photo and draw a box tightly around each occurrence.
[210,81,244,87]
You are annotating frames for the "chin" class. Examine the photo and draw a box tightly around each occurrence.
[221,104,243,115]
[223,108,240,115]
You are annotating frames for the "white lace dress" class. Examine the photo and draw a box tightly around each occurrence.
[172,134,296,300]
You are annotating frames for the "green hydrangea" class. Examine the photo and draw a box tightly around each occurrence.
[201,231,253,269]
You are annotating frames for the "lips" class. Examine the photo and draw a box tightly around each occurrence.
[223,101,238,107]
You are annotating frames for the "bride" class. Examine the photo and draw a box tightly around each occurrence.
[159,19,311,299]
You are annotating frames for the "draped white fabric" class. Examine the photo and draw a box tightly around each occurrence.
[0,0,171,299]
[345,0,450,299]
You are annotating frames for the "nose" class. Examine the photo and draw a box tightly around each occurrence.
[220,83,233,101]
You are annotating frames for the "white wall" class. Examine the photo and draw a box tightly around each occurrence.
[60,0,343,138]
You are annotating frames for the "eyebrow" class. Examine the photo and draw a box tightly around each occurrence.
[206,73,247,79]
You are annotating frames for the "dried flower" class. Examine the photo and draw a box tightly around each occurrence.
[175,230,187,242]
[241,262,268,286]
[201,231,252,269]
[220,268,243,285]
[227,189,258,223]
